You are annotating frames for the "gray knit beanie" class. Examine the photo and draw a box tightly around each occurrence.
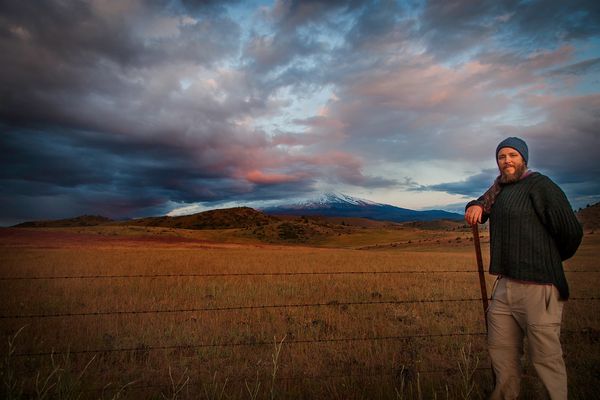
[496,137,528,164]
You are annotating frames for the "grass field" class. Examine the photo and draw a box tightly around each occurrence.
[0,226,598,399]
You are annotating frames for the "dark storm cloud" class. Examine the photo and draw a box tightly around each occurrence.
[268,0,365,29]
[176,0,241,14]
[417,0,514,60]
[418,0,600,60]
[0,123,321,224]
[0,2,238,73]
[0,0,263,223]
[508,0,600,42]
[421,169,497,198]
[0,127,230,198]
[241,0,403,88]
[0,0,241,134]
[241,0,365,78]
[547,57,600,76]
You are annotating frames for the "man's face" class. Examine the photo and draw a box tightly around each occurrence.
[497,147,527,183]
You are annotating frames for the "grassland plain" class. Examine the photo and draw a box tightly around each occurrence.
[0,226,598,399]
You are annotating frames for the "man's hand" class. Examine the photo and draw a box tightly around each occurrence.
[465,205,483,226]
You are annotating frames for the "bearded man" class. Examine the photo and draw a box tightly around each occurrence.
[465,137,582,400]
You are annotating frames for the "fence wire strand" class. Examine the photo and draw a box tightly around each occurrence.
[0,269,597,281]
[1,297,597,320]
[14,331,487,357]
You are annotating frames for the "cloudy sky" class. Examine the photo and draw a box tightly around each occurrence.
[1,0,599,225]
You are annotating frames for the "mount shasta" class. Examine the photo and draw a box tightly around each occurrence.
[260,193,463,222]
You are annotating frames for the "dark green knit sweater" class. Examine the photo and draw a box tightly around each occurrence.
[468,172,583,299]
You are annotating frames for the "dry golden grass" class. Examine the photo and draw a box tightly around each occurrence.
[0,227,598,399]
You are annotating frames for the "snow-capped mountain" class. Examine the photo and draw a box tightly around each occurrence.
[261,192,463,222]
[282,192,379,209]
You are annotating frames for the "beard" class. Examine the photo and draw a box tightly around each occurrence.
[499,162,527,184]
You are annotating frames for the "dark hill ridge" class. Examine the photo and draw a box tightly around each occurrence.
[577,202,600,230]
[121,207,277,230]
[11,207,276,230]
[13,215,113,228]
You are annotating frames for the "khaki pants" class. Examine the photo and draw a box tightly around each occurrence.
[487,277,567,400]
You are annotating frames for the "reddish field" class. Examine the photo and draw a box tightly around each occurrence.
[1,227,598,399]
[0,228,255,249]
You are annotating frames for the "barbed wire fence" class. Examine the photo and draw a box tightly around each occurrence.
[1,269,598,281]
[1,269,598,396]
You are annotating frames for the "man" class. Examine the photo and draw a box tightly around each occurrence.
[465,137,583,400]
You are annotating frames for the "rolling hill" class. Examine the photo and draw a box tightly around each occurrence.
[120,207,277,230]
[577,202,600,230]
[13,215,114,228]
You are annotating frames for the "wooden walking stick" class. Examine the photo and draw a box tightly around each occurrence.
[472,223,497,387]
[471,224,489,327]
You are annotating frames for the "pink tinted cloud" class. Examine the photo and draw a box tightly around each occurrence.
[473,46,574,91]
[344,58,505,117]
[237,149,365,187]
[525,93,600,131]
[245,169,308,185]
[343,45,575,119]
[524,45,573,70]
